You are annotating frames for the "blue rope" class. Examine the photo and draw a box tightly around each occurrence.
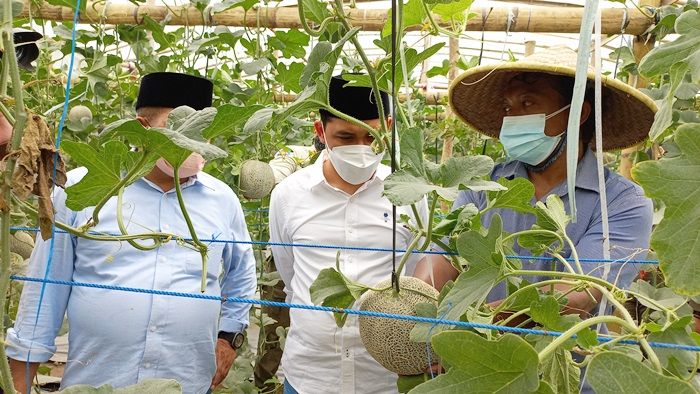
[28,1,81,384]
[10,275,700,352]
[9,226,660,265]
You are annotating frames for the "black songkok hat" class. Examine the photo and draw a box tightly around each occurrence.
[2,29,43,70]
[135,72,213,110]
[320,75,390,121]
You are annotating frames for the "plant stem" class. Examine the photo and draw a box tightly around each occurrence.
[419,192,438,251]
[490,279,579,316]
[538,315,639,362]
[0,14,32,389]
[431,238,461,271]
[116,187,161,251]
[392,234,425,295]
[89,154,152,228]
[588,282,663,373]
[332,0,388,141]
[172,167,208,293]
[410,203,424,232]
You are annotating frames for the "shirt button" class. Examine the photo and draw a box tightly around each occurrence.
[160,256,167,263]
[144,362,151,368]
[150,325,157,332]
[162,224,170,231]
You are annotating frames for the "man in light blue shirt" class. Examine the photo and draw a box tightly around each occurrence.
[7,73,257,394]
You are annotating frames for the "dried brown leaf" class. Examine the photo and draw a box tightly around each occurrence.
[11,114,66,240]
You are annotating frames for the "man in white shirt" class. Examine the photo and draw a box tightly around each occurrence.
[269,76,427,394]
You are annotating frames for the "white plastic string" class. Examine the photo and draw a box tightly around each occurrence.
[566,0,600,222]
[593,2,612,326]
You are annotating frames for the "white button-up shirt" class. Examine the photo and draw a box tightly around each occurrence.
[269,155,428,394]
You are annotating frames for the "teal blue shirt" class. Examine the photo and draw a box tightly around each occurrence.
[453,149,654,301]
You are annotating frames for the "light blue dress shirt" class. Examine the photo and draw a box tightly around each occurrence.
[453,149,654,301]
[6,167,257,394]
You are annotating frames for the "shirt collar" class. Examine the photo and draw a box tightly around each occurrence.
[497,149,603,196]
[139,171,217,193]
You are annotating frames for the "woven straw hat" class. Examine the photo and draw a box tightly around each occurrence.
[448,47,657,151]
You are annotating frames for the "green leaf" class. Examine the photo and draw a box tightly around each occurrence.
[427,60,451,78]
[142,16,173,52]
[529,296,562,330]
[639,10,700,82]
[269,29,310,59]
[628,280,688,311]
[440,155,495,188]
[240,58,271,75]
[309,268,356,326]
[487,177,536,213]
[45,0,86,13]
[400,127,426,177]
[301,0,331,24]
[382,0,427,37]
[575,327,599,349]
[647,319,698,375]
[383,170,458,206]
[632,123,700,296]
[540,347,580,394]
[432,0,475,25]
[410,331,540,393]
[648,62,688,142]
[533,380,555,394]
[61,140,156,211]
[398,375,427,393]
[456,214,503,267]
[275,62,305,93]
[243,107,274,134]
[534,194,570,233]
[0,0,23,17]
[202,104,265,139]
[587,352,696,394]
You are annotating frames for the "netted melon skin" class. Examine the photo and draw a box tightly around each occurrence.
[358,276,439,375]
[10,231,35,259]
[239,160,276,199]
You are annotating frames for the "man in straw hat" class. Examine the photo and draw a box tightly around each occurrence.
[7,72,257,394]
[415,47,656,326]
[269,75,428,394]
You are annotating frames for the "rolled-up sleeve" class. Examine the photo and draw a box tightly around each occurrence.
[575,187,653,289]
[6,185,76,363]
[218,199,257,333]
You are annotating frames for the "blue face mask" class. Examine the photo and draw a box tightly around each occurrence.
[499,104,571,166]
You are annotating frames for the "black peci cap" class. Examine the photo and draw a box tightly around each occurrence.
[320,75,390,121]
[135,72,213,110]
[2,29,43,70]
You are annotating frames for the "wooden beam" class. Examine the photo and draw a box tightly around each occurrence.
[19,2,653,34]
[274,90,448,105]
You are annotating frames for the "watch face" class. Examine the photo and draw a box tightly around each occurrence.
[233,333,245,349]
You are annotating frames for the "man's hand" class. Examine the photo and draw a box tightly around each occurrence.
[210,338,238,389]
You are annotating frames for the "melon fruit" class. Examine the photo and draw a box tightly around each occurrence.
[9,231,34,259]
[358,276,439,375]
[67,105,93,131]
[238,160,276,200]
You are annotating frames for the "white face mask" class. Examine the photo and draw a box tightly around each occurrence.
[325,138,383,185]
[155,153,206,179]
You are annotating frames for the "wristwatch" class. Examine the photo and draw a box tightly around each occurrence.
[218,331,246,350]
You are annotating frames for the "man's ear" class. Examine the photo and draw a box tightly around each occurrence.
[136,116,151,128]
[314,120,325,143]
[579,101,592,126]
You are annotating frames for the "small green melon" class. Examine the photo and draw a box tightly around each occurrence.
[10,231,35,259]
[239,160,276,200]
[359,276,440,375]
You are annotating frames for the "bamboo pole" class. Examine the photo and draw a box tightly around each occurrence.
[274,90,448,105]
[19,2,653,34]
[524,40,536,56]
[618,0,660,180]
